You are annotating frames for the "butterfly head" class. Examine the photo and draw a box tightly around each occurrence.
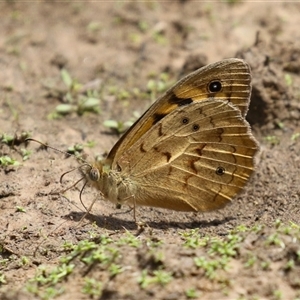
[79,160,113,203]
[79,162,102,183]
[79,160,112,189]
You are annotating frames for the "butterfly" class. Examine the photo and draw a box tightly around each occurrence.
[80,58,259,213]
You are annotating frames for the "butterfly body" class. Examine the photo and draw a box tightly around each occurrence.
[82,59,259,213]
[84,159,136,207]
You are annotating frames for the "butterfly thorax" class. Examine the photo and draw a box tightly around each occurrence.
[83,159,136,206]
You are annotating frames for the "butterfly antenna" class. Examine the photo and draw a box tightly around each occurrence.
[27,138,102,224]
[60,164,90,184]
[25,138,88,164]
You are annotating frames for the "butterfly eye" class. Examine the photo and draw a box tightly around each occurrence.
[208,80,222,93]
[215,166,225,176]
[89,167,100,181]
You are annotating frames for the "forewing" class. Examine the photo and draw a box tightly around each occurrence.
[107,58,251,166]
[117,100,258,212]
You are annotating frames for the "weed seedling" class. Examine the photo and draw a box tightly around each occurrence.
[185,288,199,299]
[117,231,141,248]
[0,155,20,167]
[15,206,26,213]
[138,269,173,289]
[82,277,102,297]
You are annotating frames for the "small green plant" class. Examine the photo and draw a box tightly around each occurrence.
[20,256,30,266]
[52,97,100,117]
[20,148,31,160]
[107,85,131,101]
[179,229,208,249]
[1,131,30,146]
[194,256,229,279]
[82,277,102,297]
[250,223,264,233]
[16,206,26,213]
[146,72,171,101]
[273,289,283,300]
[0,258,9,267]
[117,231,141,248]
[64,141,97,158]
[232,224,249,233]
[284,259,295,271]
[138,269,173,289]
[185,288,199,299]
[62,238,119,270]
[208,234,242,257]
[152,30,167,45]
[291,132,300,141]
[103,119,134,134]
[244,255,257,268]
[85,140,96,148]
[26,236,123,299]
[87,21,101,33]
[0,132,31,164]
[138,20,148,32]
[0,273,6,284]
[31,263,75,286]
[152,269,173,286]
[34,286,65,299]
[104,110,140,134]
[276,121,285,129]
[265,233,285,248]
[81,246,115,266]
[0,155,20,167]
[190,231,242,280]
[284,73,293,86]
[108,263,123,277]
[261,261,271,270]
[1,133,14,145]
[60,68,81,92]
[66,143,84,156]
[264,135,280,145]
[48,69,101,118]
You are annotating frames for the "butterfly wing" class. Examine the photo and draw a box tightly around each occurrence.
[107,58,251,167]
[117,99,258,212]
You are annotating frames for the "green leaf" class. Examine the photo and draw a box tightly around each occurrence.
[55,104,74,115]
[61,69,73,88]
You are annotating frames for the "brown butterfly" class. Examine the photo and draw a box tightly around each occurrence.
[79,58,259,213]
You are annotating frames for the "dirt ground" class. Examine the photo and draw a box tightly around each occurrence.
[0,2,300,300]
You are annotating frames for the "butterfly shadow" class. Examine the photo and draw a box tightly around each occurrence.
[63,210,236,231]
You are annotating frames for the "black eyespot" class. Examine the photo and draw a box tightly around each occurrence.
[117,164,122,172]
[208,80,222,93]
[90,167,100,181]
[216,166,225,176]
[182,118,189,124]
[192,124,200,131]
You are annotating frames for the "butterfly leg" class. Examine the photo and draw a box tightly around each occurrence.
[78,196,98,225]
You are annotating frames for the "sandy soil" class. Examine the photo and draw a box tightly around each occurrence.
[0,2,300,300]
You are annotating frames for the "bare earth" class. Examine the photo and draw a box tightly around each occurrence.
[0,2,300,300]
